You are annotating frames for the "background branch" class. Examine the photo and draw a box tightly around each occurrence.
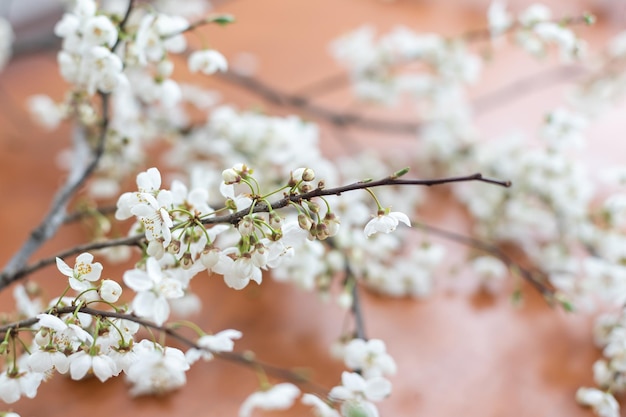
[0,93,110,288]
[412,220,556,301]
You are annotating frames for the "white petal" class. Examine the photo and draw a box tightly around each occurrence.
[123,269,153,292]
[69,352,91,380]
[389,211,411,227]
[56,257,74,277]
[364,377,392,401]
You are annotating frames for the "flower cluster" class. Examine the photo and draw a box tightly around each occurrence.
[0,252,243,404]
[55,0,126,94]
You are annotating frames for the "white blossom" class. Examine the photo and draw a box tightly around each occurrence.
[186,329,242,364]
[126,341,190,396]
[28,95,65,130]
[0,369,44,404]
[56,253,103,292]
[123,257,185,325]
[82,15,118,48]
[364,211,411,237]
[68,350,118,382]
[99,279,123,303]
[576,388,619,417]
[488,1,513,37]
[301,394,341,417]
[329,372,391,417]
[188,49,228,74]
[343,338,397,378]
[239,383,300,417]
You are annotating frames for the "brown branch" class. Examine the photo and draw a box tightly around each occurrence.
[0,305,326,394]
[0,235,143,289]
[200,172,511,227]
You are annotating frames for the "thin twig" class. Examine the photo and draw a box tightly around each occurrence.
[111,0,135,51]
[0,235,143,288]
[349,273,367,341]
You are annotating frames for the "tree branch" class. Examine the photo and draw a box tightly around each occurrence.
[0,305,327,394]
[0,172,509,289]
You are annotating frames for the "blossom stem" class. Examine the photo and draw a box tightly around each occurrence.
[363,188,383,212]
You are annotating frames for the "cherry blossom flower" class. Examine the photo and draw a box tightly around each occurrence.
[188,49,228,75]
[343,338,397,378]
[186,329,242,364]
[99,279,122,303]
[34,313,93,356]
[218,256,263,290]
[115,167,163,220]
[0,369,44,404]
[576,387,619,417]
[56,253,103,292]
[363,210,411,237]
[488,0,513,37]
[124,257,184,325]
[28,95,65,130]
[27,348,70,375]
[329,372,391,417]
[126,341,190,396]
[82,15,118,48]
[68,350,118,382]
[239,383,300,417]
[301,394,340,417]
[130,191,174,247]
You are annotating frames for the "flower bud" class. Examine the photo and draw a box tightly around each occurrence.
[180,252,194,269]
[302,168,315,182]
[307,201,320,213]
[201,245,221,269]
[324,212,340,237]
[315,222,330,240]
[251,244,269,268]
[222,168,240,184]
[167,239,181,254]
[238,215,255,236]
[298,213,313,231]
[100,279,123,303]
[269,212,283,230]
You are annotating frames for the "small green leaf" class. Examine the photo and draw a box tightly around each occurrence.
[392,167,410,178]
[560,299,575,312]
[210,14,235,26]
[511,288,523,307]
[583,13,596,25]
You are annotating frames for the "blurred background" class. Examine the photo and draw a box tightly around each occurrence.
[1,0,625,416]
